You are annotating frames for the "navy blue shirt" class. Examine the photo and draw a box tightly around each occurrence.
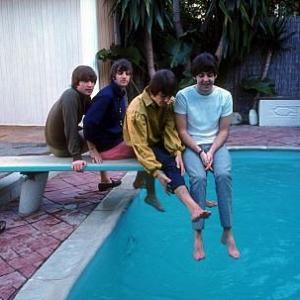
[83,81,126,151]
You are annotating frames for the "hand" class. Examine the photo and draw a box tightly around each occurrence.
[200,151,213,171]
[205,151,214,171]
[156,171,171,187]
[89,149,102,163]
[175,152,185,176]
[72,160,87,172]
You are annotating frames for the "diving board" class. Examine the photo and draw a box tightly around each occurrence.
[0,155,144,216]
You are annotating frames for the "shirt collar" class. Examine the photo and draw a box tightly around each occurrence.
[142,86,156,107]
[111,81,126,97]
[73,87,91,102]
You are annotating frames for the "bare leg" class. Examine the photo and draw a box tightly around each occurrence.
[174,185,211,221]
[133,172,165,212]
[100,171,111,183]
[221,228,240,259]
[133,171,146,189]
[194,230,205,260]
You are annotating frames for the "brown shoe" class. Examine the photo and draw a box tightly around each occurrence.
[98,178,122,191]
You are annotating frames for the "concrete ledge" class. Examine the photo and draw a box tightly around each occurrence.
[14,172,139,300]
[259,99,300,127]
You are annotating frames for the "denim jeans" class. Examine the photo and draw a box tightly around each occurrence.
[152,145,185,191]
[183,144,232,230]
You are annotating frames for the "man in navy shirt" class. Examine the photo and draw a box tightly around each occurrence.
[84,59,132,191]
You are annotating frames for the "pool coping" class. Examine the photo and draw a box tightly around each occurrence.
[14,147,300,300]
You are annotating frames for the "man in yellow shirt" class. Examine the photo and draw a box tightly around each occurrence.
[123,69,211,222]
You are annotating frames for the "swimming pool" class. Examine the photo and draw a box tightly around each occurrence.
[68,150,300,300]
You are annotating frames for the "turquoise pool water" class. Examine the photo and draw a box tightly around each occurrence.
[68,150,300,300]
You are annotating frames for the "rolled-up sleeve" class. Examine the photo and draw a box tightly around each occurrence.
[61,97,83,161]
[163,106,185,155]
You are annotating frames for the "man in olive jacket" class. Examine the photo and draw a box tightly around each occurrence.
[45,65,97,171]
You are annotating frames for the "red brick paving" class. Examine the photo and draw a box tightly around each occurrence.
[0,169,124,300]
[0,125,299,300]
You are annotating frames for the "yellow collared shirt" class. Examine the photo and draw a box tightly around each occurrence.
[123,88,184,175]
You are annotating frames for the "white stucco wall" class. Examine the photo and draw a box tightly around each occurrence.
[0,0,99,125]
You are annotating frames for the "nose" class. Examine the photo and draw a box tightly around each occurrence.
[202,75,210,81]
[87,81,94,87]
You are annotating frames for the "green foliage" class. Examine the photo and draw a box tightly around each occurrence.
[111,0,172,34]
[162,35,193,68]
[96,45,145,72]
[178,71,194,90]
[207,0,268,62]
[255,17,295,55]
[241,76,276,95]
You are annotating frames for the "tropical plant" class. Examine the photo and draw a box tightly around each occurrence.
[206,0,269,64]
[110,0,173,78]
[255,17,295,80]
[241,76,276,95]
[247,16,295,109]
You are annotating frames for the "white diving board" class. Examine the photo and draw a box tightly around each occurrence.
[0,155,144,172]
[0,155,144,216]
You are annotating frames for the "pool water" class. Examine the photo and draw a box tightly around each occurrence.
[68,150,300,300]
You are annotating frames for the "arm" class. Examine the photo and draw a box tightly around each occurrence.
[86,140,102,163]
[208,115,231,155]
[124,112,163,177]
[61,96,84,166]
[83,94,110,144]
[205,115,231,169]
[175,113,202,154]
[163,107,185,174]
[175,113,212,171]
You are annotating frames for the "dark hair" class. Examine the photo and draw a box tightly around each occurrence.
[148,69,177,96]
[191,52,218,77]
[71,65,97,88]
[110,58,133,80]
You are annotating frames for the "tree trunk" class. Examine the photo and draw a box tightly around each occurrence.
[145,28,156,78]
[261,50,273,80]
[252,50,273,109]
[215,35,224,66]
[172,0,183,38]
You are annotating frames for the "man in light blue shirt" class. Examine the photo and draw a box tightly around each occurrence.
[175,52,240,260]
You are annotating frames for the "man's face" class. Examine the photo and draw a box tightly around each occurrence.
[76,80,95,96]
[151,92,173,107]
[113,70,131,88]
[195,71,217,95]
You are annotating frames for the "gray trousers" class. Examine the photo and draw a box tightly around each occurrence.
[183,144,232,230]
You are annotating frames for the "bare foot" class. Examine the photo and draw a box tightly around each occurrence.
[221,232,240,259]
[191,208,211,222]
[206,200,217,208]
[144,196,165,212]
[194,232,205,260]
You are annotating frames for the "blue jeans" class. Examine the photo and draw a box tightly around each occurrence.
[152,145,185,192]
[183,144,232,230]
